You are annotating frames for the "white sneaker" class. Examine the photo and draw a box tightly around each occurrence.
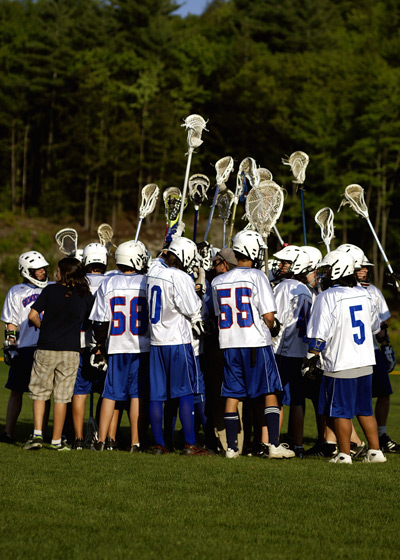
[329,452,352,464]
[268,443,295,459]
[226,448,239,459]
[363,449,387,463]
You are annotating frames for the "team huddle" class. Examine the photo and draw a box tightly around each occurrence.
[1,227,398,463]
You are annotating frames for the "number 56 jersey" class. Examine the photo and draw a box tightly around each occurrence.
[211,267,276,349]
[307,285,381,373]
[89,273,150,354]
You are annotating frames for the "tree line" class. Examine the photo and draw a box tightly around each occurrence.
[0,0,399,288]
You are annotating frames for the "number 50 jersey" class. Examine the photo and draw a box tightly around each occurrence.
[211,267,277,349]
[89,273,150,354]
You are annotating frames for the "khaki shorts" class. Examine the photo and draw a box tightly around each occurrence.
[29,349,80,404]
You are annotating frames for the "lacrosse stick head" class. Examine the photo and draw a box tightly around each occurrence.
[97,224,116,249]
[163,187,185,222]
[182,114,208,149]
[256,168,273,183]
[338,184,369,219]
[188,174,210,208]
[245,181,285,238]
[215,156,234,185]
[315,207,335,248]
[282,151,309,184]
[55,228,78,257]
[239,157,259,188]
[216,190,234,224]
[139,183,160,220]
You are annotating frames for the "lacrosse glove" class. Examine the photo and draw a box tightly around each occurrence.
[191,314,205,339]
[382,345,396,373]
[171,221,185,240]
[301,352,323,381]
[269,317,281,338]
[3,342,18,367]
[89,342,108,372]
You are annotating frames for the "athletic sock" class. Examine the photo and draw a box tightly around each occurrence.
[264,406,280,447]
[33,430,42,438]
[195,401,207,431]
[149,401,165,446]
[224,412,239,451]
[51,438,62,447]
[179,394,196,446]
[377,426,386,437]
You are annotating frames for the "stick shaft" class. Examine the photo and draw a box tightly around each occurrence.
[366,217,394,274]
[273,225,284,246]
[203,185,220,242]
[134,218,143,242]
[300,187,307,245]
[179,148,194,224]
[193,209,199,242]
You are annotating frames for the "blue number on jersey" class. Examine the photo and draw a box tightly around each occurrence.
[150,285,162,324]
[236,287,254,327]
[217,288,233,329]
[349,305,365,345]
[110,296,126,335]
[130,296,148,335]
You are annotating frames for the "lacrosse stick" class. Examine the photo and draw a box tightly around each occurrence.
[282,151,309,245]
[188,174,210,242]
[227,157,258,246]
[85,391,98,448]
[216,190,234,247]
[256,168,273,183]
[338,184,399,290]
[179,114,208,224]
[315,207,335,252]
[134,183,160,242]
[163,187,186,242]
[245,180,285,273]
[203,156,234,242]
[97,223,116,255]
[55,228,78,257]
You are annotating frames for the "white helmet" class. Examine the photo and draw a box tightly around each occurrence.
[317,250,355,280]
[168,237,198,271]
[82,243,108,267]
[273,245,311,275]
[74,249,84,262]
[336,244,368,269]
[18,251,49,288]
[232,230,265,263]
[300,246,322,269]
[115,240,149,272]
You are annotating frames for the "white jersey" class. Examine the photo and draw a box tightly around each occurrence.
[146,258,201,346]
[211,266,276,349]
[89,273,150,354]
[81,273,107,347]
[1,282,44,348]
[272,278,313,358]
[365,283,390,350]
[307,285,380,375]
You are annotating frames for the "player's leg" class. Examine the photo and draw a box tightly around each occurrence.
[372,350,398,451]
[129,397,139,446]
[332,417,351,455]
[224,396,240,455]
[4,390,23,438]
[357,415,379,450]
[98,398,116,443]
[72,394,88,441]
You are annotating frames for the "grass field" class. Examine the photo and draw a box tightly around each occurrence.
[0,363,399,560]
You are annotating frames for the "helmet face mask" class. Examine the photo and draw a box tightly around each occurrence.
[273,246,311,276]
[317,250,355,282]
[232,230,265,266]
[115,241,149,273]
[18,251,49,288]
[336,243,366,269]
[168,237,198,272]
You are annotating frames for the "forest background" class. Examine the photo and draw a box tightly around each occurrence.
[0,0,399,304]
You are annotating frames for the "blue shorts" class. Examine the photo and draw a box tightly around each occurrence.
[5,347,35,393]
[194,355,205,405]
[102,353,149,401]
[372,349,393,398]
[318,375,373,419]
[276,355,305,406]
[73,351,106,396]
[149,344,196,401]
[222,346,282,399]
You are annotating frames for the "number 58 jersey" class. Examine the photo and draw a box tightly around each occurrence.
[307,285,381,373]
[211,267,276,349]
[89,273,150,354]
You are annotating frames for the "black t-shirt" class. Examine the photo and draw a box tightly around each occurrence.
[32,283,94,352]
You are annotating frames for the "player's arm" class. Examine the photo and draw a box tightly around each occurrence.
[28,309,41,329]
[3,323,19,366]
[376,321,396,373]
[262,312,275,330]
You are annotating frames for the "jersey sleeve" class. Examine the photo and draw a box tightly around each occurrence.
[89,281,110,322]
[307,293,332,343]
[1,288,19,325]
[173,271,202,318]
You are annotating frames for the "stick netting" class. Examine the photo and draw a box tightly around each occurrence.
[163,187,185,222]
[315,207,335,246]
[139,183,159,219]
[188,174,210,207]
[338,184,369,219]
[182,114,208,149]
[282,151,309,184]
[256,168,273,183]
[215,156,234,185]
[216,190,234,223]
[239,157,259,188]
[55,228,78,256]
[245,181,284,237]
[97,224,116,248]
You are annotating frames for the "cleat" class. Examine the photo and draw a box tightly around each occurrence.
[130,444,141,453]
[350,441,367,459]
[71,438,85,450]
[305,442,337,458]
[295,446,305,459]
[255,443,270,459]
[182,443,214,456]
[50,442,71,451]
[23,435,43,451]
[226,447,240,459]
[329,452,352,464]
[268,443,295,459]
[0,432,14,444]
[104,437,118,451]
[91,441,105,452]
[379,434,400,454]
[241,445,254,457]
[363,449,387,463]
[152,444,169,455]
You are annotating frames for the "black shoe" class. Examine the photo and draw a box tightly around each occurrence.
[182,443,214,456]
[241,445,254,457]
[130,444,141,453]
[255,443,270,459]
[350,441,367,459]
[152,444,170,455]
[0,432,14,444]
[71,438,85,450]
[104,436,118,451]
[295,446,305,459]
[305,442,337,458]
[91,441,105,452]
[379,433,400,453]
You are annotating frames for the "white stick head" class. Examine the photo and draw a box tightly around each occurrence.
[188,174,210,207]
[315,207,335,248]
[97,223,116,250]
[139,183,160,219]
[256,168,273,183]
[239,157,259,188]
[282,151,309,184]
[216,190,234,223]
[182,114,208,149]
[215,156,234,185]
[338,184,369,219]
[245,181,285,237]
[55,228,78,256]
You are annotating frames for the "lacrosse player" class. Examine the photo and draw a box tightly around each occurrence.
[89,241,150,453]
[271,246,313,458]
[338,244,399,453]
[212,230,294,459]
[146,237,210,455]
[0,252,51,444]
[304,250,386,463]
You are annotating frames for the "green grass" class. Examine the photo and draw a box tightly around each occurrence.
[0,363,400,559]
